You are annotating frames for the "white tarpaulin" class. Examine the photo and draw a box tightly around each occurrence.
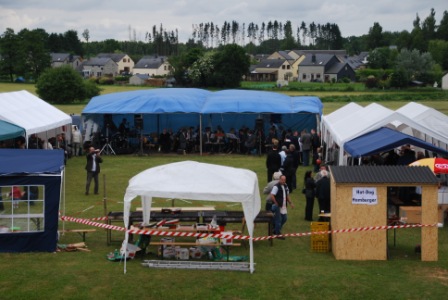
[122,161,261,273]
[0,90,71,139]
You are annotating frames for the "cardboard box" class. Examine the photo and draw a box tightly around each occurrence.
[220,231,233,245]
[175,248,189,260]
[399,206,422,224]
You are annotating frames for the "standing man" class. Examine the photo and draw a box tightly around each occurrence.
[301,129,312,166]
[85,146,103,195]
[270,175,294,239]
[265,140,281,183]
[315,170,331,214]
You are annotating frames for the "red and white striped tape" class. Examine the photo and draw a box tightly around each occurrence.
[59,215,437,241]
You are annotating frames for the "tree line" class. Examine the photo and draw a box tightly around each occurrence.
[1,8,447,83]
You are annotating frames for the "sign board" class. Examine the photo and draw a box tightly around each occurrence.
[352,187,378,205]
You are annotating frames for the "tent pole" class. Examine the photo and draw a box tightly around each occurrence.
[103,174,107,225]
[199,114,203,156]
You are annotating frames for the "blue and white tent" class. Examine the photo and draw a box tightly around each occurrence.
[0,149,65,252]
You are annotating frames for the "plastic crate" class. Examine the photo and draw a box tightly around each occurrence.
[311,239,330,252]
[310,222,329,242]
[311,222,330,252]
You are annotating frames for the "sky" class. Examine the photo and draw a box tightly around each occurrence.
[0,1,446,43]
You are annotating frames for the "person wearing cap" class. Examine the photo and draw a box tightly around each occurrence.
[270,175,294,239]
[263,171,282,211]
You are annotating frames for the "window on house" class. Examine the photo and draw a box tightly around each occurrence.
[287,65,290,69]
[316,74,321,79]
[0,185,45,234]
[123,59,126,62]
[282,65,286,69]
[302,74,306,79]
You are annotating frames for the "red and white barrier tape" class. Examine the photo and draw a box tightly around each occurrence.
[60,216,437,241]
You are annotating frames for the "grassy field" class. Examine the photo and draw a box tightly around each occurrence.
[1,83,448,299]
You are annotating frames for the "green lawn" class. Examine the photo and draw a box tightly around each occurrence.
[1,154,448,300]
[1,83,448,299]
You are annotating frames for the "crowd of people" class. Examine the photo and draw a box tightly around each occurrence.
[262,126,329,237]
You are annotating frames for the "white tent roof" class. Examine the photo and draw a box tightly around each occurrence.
[321,102,363,146]
[0,90,71,136]
[324,103,445,165]
[122,161,261,273]
[392,102,448,148]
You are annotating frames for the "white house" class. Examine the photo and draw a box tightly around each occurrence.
[442,73,448,90]
[133,56,172,76]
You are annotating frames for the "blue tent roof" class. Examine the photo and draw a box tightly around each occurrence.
[82,88,322,115]
[0,120,25,141]
[0,149,65,175]
[344,127,448,157]
[292,96,323,114]
[201,90,293,113]
[83,88,211,114]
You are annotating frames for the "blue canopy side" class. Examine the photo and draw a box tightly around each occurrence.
[202,90,293,113]
[292,96,323,115]
[0,120,25,141]
[344,127,448,157]
[83,88,211,114]
[0,149,65,175]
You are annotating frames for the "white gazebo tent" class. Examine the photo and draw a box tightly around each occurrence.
[324,103,441,165]
[0,90,72,143]
[122,161,261,273]
[392,102,448,150]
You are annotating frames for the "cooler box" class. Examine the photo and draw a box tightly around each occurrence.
[399,206,422,224]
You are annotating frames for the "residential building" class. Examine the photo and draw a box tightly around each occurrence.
[96,53,134,75]
[248,59,293,82]
[298,53,356,82]
[81,57,118,78]
[133,56,172,77]
[50,53,82,70]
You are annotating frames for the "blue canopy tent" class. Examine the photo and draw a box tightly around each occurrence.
[344,127,448,161]
[0,120,25,141]
[0,149,65,252]
[82,88,322,152]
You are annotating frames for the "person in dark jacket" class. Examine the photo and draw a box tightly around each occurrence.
[315,170,331,213]
[304,171,316,221]
[265,140,281,183]
[85,146,103,195]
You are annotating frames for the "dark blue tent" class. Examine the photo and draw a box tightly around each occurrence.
[344,127,448,158]
[0,149,65,252]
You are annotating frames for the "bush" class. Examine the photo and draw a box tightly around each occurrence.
[36,66,101,103]
[364,76,379,89]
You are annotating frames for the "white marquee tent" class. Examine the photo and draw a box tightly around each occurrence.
[0,90,72,142]
[323,103,444,165]
[392,102,448,149]
[122,161,261,273]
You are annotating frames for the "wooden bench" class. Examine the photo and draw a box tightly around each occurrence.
[59,229,97,242]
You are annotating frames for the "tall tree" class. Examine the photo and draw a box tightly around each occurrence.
[436,10,448,40]
[17,28,51,80]
[367,22,384,50]
[0,28,23,82]
[211,44,249,88]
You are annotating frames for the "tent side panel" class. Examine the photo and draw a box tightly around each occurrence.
[0,176,61,252]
